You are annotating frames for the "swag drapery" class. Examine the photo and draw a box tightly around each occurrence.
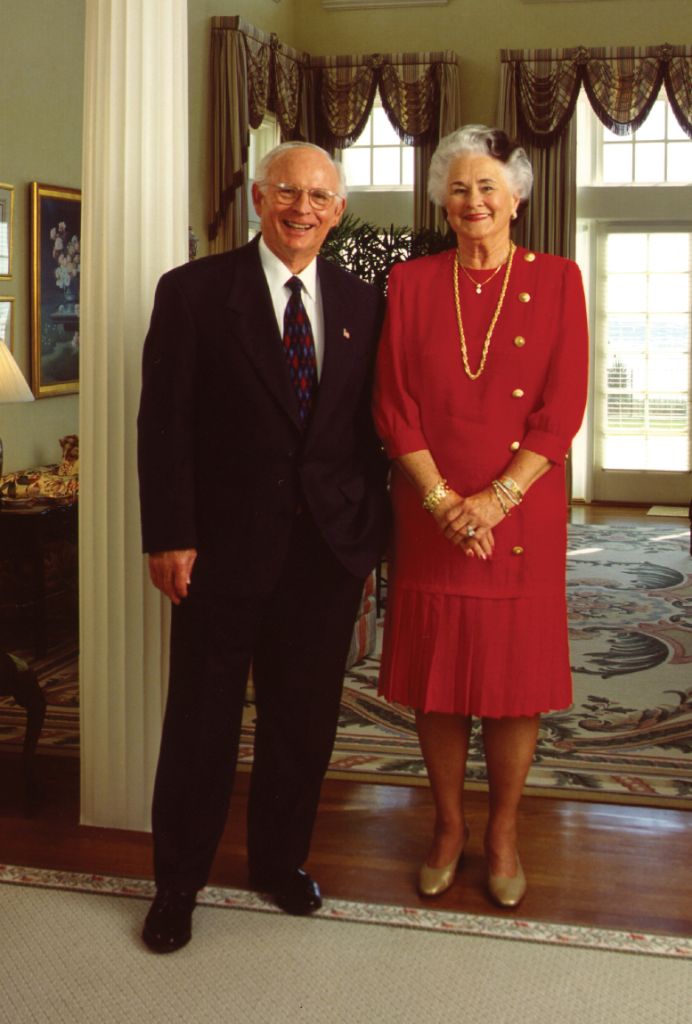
[498,44,692,259]
[208,18,310,253]
[208,16,460,251]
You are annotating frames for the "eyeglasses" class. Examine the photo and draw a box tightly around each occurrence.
[260,182,342,211]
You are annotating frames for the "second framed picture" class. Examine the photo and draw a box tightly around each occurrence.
[30,182,81,398]
[0,184,14,279]
[0,296,14,351]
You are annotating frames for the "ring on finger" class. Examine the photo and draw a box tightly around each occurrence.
[465,525,476,538]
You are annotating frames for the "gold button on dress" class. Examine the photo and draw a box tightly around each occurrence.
[510,440,521,451]
[514,336,526,347]
[512,388,525,398]
[511,546,525,556]
[523,252,536,262]
[518,292,531,303]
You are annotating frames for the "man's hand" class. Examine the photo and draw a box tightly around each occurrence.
[148,549,197,605]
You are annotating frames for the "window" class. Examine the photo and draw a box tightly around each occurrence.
[341,100,414,189]
[576,93,692,502]
[596,229,691,472]
[600,100,691,185]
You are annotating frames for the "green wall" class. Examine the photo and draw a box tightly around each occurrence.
[1,0,85,472]
[0,0,292,473]
[296,0,691,128]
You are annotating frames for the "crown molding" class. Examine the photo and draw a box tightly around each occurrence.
[323,0,447,10]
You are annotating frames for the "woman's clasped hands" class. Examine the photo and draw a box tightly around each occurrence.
[429,486,505,559]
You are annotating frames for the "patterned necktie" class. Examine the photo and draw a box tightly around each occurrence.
[283,276,318,427]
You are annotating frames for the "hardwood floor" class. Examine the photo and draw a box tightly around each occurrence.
[1,504,691,938]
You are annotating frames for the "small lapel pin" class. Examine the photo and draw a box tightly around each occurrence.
[342,328,351,339]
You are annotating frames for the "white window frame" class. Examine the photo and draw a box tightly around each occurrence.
[340,98,414,193]
[576,93,692,504]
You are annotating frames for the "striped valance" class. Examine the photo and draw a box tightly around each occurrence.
[501,44,692,145]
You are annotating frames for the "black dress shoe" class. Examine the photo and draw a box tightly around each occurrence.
[249,867,322,916]
[142,888,197,953]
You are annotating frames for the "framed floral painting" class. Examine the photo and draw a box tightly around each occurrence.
[30,182,81,397]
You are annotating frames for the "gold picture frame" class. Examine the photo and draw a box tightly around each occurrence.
[0,296,15,352]
[0,184,14,279]
[30,182,81,398]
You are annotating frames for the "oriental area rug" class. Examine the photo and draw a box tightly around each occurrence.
[1,523,691,808]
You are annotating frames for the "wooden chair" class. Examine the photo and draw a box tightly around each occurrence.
[0,652,46,812]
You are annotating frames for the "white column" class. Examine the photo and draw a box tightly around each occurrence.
[79,0,188,829]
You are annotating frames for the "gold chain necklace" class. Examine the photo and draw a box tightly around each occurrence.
[453,241,516,381]
[458,260,504,295]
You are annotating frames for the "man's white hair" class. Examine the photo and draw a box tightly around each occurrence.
[256,142,347,196]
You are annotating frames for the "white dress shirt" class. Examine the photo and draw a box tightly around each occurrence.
[258,236,326,380]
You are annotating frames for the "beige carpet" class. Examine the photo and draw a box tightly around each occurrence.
[1,867,691,1024]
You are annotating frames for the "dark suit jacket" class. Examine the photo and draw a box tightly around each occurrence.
[137,236,389,595]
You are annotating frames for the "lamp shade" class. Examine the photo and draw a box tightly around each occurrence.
[0,340,34,403]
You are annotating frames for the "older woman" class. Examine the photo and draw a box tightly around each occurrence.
[373,126,588,907]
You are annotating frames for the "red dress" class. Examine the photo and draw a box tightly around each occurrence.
[372,246,589,717]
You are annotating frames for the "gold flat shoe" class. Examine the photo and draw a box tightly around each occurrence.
[487,856,527,908]
[418,827,470,898]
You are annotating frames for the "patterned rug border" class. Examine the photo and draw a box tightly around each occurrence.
[1,863,690,961]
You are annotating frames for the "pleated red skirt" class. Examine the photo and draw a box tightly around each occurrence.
[378,587,573,718]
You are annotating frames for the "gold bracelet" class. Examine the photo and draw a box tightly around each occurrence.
[495,480,521,508]
[491,480,511,515]
[422,479,450,512]
[498,475,524,503]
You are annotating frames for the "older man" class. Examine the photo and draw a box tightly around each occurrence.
[137,142,389,952]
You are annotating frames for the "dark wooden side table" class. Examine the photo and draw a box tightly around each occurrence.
[0,501,78,657]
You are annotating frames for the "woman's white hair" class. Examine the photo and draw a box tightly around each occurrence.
[256,141,347,196]
[427,125,533,209]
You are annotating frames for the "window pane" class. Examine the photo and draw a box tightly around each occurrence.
[647,357,689,392]
[650,314,689,355]
[372,107,400,146]
[648,274,690,314]
[401,146,414,186]
[606,273,647,312]
[647,435,689,471]
[606,233,648,271]
[635,101,665,141]
[342,147,371,186]
[602,435,646,469]
[606,315,647,353]
[373,147,401,186]
[667,142,692,183]
[634,142,665,183]
[602,143,632,182]
[648,233,689,272]
[666,113,688,142]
